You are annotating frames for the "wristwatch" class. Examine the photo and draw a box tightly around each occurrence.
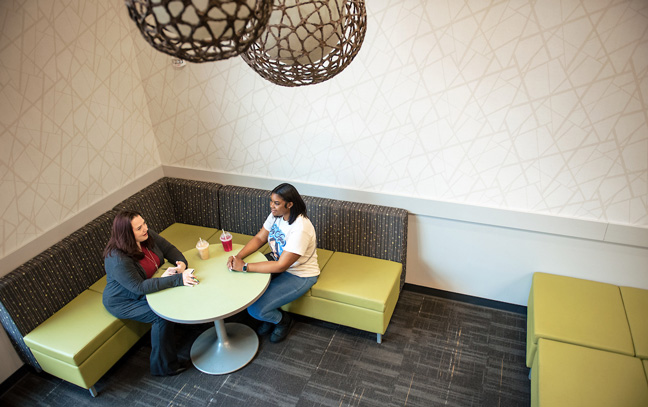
[242,263,248,272]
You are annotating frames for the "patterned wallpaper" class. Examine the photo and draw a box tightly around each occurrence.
[140,0,648,226]
[0,0,160,259]
[1,0,647,259]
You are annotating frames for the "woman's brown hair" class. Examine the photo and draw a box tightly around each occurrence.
[103,210,155,259]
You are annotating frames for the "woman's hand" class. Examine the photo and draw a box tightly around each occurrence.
[182,270,199,286]
[227,255,237,270]
[161,261,187,277]
[175,261,187,273]
[228,255,245,271]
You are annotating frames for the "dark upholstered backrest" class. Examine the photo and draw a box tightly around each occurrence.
[60,210,116,288]
[113,179,176,233]
[218,185,271,236]
[302,196,340,250]
[0,210,117,368]
[164,178,221,228]
[113,178,223,232]
[305,197,408,289]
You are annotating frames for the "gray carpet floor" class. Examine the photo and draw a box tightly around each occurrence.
[0,289,530,406]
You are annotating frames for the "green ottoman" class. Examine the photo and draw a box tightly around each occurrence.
[23,290,149,395]
[526,272,634,367]
[283,251,402,343]
[620,286,648,359]
[531,338,648,407]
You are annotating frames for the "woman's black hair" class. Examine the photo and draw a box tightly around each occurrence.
[272,183,307,225]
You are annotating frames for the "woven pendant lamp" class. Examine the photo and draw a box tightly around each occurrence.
[241,0,367,86]
[125,0,273,63]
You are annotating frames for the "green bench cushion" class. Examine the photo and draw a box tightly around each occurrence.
[24,290,124,366]
[88,276,107,293]
[620,286,648,359]
[29,319,149,389]
[159,223,219,253]
[526,272,634,367]
[282,291,398,335]
[315,248,334,270]
[311,252,401,312]
[531,338,648,407]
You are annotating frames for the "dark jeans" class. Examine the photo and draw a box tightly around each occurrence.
[105,298,179,376]
[248,272,318,324]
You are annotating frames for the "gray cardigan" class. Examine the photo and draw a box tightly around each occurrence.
[103,230,186,310]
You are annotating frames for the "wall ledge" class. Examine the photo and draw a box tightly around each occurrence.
[162,166,648,249]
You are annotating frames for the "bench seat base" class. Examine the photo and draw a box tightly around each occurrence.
[283,252,402,343]
[24,290,149,391]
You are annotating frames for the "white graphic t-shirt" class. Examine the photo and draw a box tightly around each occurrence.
[263,213,319,277]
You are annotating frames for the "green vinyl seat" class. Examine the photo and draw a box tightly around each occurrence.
[526,272,634,367]
[283,251,401,343]
[23,290,149,391]
[531,338,648,407]
[620,286,648,359]
[159,222,219,253]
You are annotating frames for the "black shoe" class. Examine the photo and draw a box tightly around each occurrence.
[153,360,190,377]
[166,365,188,376]
[270,312,294,343]
[257,321,275,336]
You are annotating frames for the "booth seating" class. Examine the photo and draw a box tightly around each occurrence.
[0,177,408,395]
[527,272,648,406]
[213,185,407,344]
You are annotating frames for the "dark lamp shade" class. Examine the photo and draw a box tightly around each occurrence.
[125,0,273,63]
[242,0,367,87]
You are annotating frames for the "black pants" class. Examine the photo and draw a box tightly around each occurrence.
[105,298,179,376]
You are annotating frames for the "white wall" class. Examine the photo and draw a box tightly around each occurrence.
[408,214,648,306]
[138,0,648,230]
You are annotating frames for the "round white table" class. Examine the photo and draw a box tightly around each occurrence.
[147,243,269,375]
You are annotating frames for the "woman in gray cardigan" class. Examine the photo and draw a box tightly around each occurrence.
[103,210,197,376]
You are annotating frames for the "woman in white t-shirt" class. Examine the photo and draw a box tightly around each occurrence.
[227,183,319,343]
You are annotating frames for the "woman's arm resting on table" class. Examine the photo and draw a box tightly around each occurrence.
[227,227,269,269]
[230,250,300,274]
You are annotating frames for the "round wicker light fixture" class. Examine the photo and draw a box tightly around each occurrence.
[241,0,367,86]
[125,0,274,63]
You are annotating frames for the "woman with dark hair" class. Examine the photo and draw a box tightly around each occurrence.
[227,183,319,343]
[103,210,198,376]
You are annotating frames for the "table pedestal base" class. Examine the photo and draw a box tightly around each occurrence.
[190,320,259,375]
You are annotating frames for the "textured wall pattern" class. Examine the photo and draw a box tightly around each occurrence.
[1,0,647,261]
[140,0,648,227]
[0,1,160,258]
